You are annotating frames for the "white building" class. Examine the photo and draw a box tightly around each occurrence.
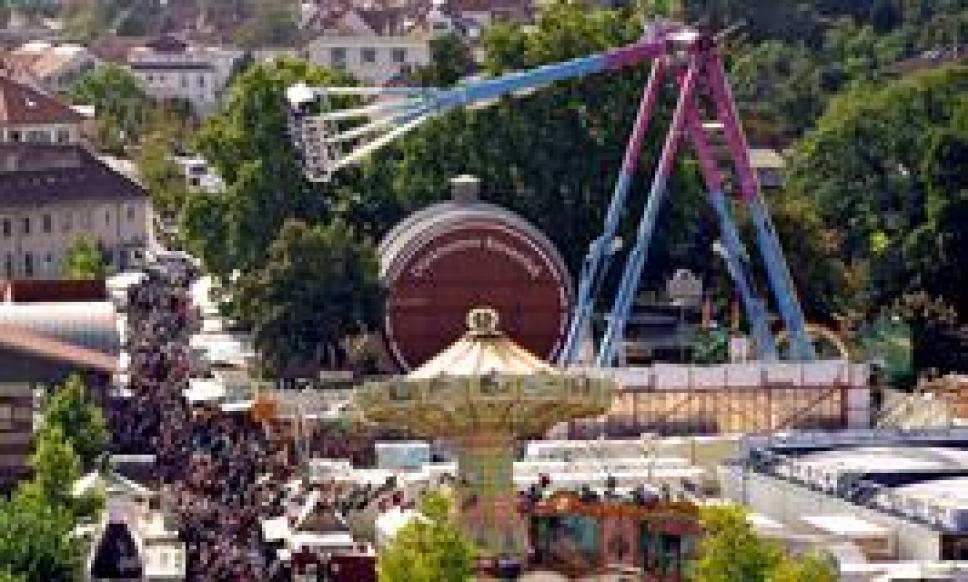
[0,79,152,278]
[126,36,244,116]
[305,10,431,85]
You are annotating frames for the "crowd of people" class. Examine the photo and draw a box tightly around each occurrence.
[107,268,292,580]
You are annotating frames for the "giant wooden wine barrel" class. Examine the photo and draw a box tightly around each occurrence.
[378,177,572,372]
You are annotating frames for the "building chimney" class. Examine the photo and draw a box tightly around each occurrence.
[450,174,480,204]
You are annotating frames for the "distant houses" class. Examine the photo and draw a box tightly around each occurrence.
[0,78,152,279]
[126,36,245,117]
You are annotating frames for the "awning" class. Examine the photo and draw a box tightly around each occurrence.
[183,378,226,403]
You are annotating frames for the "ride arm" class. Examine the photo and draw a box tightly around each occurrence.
[681,98,778,360]
[294,39,669,175]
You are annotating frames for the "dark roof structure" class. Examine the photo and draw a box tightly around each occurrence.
[0,144,147,206]
[0,323,117,373]
[144,34,189,53]
[0,76,84,126]
[0,279,107,303]
[129,61,214,71]
[90,522,144,580]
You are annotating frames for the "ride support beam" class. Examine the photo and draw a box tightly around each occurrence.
[680,87,778,360]
[560,59,667,365]
[704,54,816,361]
[596,57,702,367]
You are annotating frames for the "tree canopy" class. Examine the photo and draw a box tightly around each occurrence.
[61,235,107,280]
[786,66,968,325]
[184,58,356,277]
[136,121,190,217]
[693,505,837,582]
[0,377,106,580]
[378,490,475,582]
[40,375,109,470]
[233,219,383,375]
[68,64,149,152]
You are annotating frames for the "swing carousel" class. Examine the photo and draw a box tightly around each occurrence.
[355,307,612,557]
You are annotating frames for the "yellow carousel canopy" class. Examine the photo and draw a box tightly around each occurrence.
[407,307,556,380]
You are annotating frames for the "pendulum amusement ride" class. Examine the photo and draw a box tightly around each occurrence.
[287,18,822,562]
[287,19,816,367]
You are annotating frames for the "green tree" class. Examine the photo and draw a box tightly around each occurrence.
[41,375,108,470]
[378,490,474,582]
[68,64,148,152]
[693,505,784,582]
[28,425,81,510]
[694,505,837,582]
[233,219,383,374]
[729,41,826,142]
[61,235,106,279]
[137,127,188,216]
[0,485,80,581]
[768,551,838,582]
[413,33,475,87]
[786,65,968,325]
[184,59,354,277]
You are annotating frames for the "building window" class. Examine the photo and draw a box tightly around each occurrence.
[24,253,32,277]
[42,213,51,234]
[22,217,29,236]
[44,253,52,273]
[56,128,71,144]
[27,130,49,143]
[105,210,110,226]
[361,48,377,64]
[62,212,72,233]
[330,47,347,68]
[4,253,12,278]
[391,48,407,63]
[127,206,136,221]
[9,130,21,142]
[2,219,10,237]
[198,75,205,87]
[181,74,189,88]
[0,405,12,430]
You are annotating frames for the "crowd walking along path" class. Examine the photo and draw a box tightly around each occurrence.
[108,270,291,580]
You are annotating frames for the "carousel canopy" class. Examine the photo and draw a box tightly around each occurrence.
[407,307,556,379]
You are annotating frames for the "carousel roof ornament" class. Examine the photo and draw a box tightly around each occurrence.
[407,306,556,380]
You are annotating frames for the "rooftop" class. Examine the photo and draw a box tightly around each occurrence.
[128,61,214,71]
[0,144,147,206]
[0,76,84,125]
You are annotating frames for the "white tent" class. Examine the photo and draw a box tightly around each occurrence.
[183,378,226,404]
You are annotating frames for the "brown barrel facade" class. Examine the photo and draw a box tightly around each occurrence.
[379,200,572,372]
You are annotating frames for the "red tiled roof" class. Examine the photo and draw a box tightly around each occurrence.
[0,279,107,303]
[0,323,117,373]
[0,76,84,126]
